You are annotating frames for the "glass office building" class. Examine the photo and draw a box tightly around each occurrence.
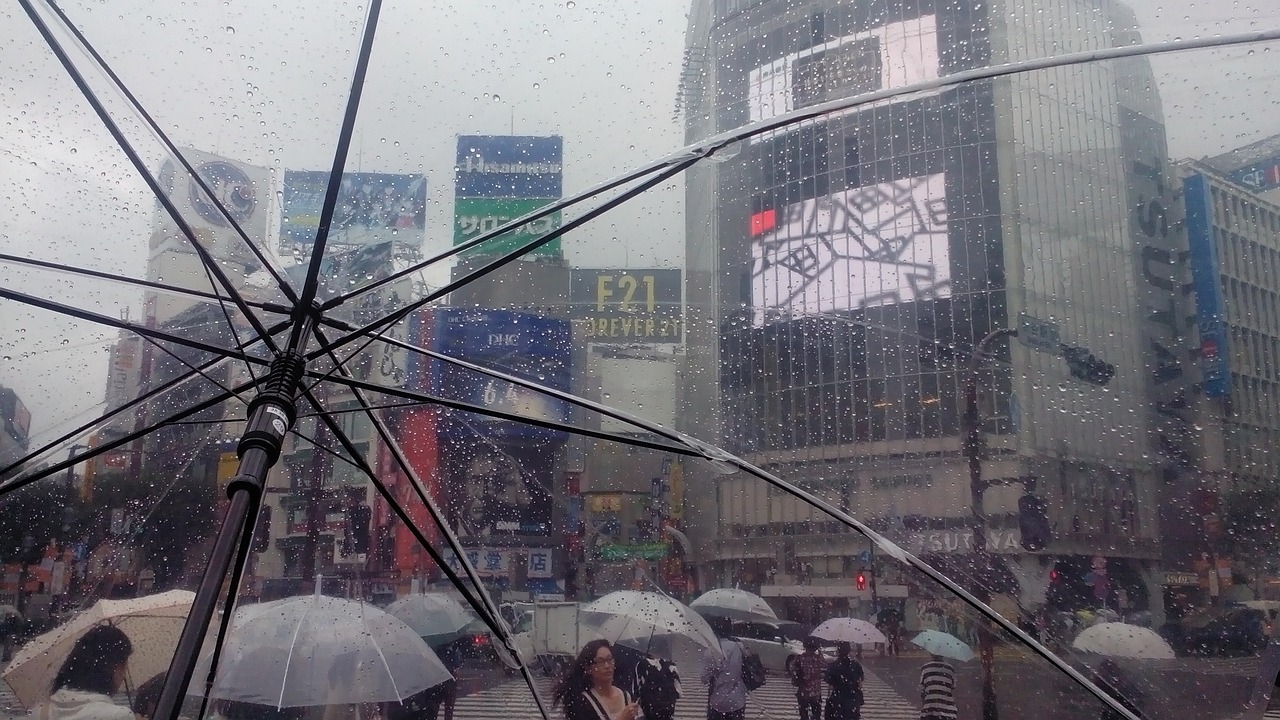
[681,0,1193,619]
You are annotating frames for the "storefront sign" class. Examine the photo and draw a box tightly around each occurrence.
[1163,572,1198,586]
[597,542,668,561]
[905,528,1022,554]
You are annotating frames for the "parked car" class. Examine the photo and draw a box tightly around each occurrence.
[731,619,812,673]
[1166,607,1267,657]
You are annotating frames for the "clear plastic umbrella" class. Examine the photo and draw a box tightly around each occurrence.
[385,592,478,644]
[582,590,720,668]
[910,630,975,662]
[811,618,887,646]
[1071,623,1176,660]
[193,594,450,708]
[688,589,777,622]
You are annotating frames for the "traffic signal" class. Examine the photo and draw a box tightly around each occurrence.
[1018,493,1052,551]
[1061,345,1115,385]
[856,570,867,591]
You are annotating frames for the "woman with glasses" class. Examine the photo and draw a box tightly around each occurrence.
[552,639,641,720]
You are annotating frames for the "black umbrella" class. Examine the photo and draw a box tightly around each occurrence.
[5,3,1278,720]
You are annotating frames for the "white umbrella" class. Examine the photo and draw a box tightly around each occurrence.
[3,589,195,709]
[910,630,975,662]
[1071,622,1175,659]
[386,593,477,643]
[582,591,721,669]
[193,594,451,708]
[812,618,887,645]
[689,588,777,621]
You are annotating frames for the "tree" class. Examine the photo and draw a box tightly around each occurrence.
[0,482,72,564]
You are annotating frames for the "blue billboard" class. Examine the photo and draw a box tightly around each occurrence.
[1184,173,1231,398]
[406,308,572,442]
[455,135,563,199]
[1227,156,1280,193]
[281,171,426,247]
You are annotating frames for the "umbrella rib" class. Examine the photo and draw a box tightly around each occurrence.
[307,328,555,720]
[325,30,1280,318]
[135,332,253,407]
[322,160,686,313]
[302,155,697,383]
[319,316,709,442]
[355,602,404,702]
[0,253,287,314]
[294,0,384,315]
[0,320,287,479]
[17,0,282,356]
[37,0,299,305]
[0,380,254,497]
[293,387,499,632]
[305,370,697,456]
[0,285,266,369]
[707,451,1142,720]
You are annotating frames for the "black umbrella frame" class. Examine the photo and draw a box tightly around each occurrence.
[6,1,1280,719]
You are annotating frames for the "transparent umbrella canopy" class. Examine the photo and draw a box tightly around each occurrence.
[2,2,1280,720]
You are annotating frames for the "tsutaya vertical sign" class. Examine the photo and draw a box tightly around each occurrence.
[1119,102,1198,564]
[1184,173,1231,398]
[454,135,564,259]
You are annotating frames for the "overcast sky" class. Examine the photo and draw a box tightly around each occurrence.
[1,0,1278,448]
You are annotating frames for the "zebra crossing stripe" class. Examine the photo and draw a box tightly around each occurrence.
[451,669,919,720]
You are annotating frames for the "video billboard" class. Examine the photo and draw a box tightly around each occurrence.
[746,15,941,141]
[750,173,949,325]
[454,135,563,259]
[404,308,570,539]
[280,171,426,249]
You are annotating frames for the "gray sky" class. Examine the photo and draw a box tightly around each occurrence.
[1,0,1277,448]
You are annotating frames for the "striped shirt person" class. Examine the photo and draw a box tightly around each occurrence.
[919,655,958,720]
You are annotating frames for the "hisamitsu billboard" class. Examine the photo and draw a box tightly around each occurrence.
[455,136,563,198]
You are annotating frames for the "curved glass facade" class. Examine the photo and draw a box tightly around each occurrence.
[683,0,1178,614]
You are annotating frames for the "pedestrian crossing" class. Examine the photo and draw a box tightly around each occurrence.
[452,670,920,720]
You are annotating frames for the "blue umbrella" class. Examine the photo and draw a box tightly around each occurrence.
[910,630,974,662]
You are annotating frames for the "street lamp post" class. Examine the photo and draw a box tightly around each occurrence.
[963,327,1017,720]
[964,327,1115,720]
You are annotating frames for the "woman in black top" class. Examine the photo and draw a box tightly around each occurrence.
[552,639,640,720]
[823,642,865,720]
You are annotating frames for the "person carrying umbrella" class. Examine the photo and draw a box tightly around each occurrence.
[552,639,640,720]
[35,624,135,720]
[632,644,682,720]
[823,642,864,720]
[789,636,826,720]
[919,654,958,720]
[699,615,748,720]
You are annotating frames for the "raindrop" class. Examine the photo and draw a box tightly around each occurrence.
[492,94,501,102]
[547,56,555,63]
[532,82,540,90]
[225,26,235,35]
[566,0,575,7]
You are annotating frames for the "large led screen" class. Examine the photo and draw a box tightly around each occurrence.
[746,15,940,139]
[750,173,949,325]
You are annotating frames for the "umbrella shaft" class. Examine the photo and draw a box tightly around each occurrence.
[153,480,259,720]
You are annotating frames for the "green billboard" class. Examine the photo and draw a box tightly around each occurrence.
[453,197,562,258]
